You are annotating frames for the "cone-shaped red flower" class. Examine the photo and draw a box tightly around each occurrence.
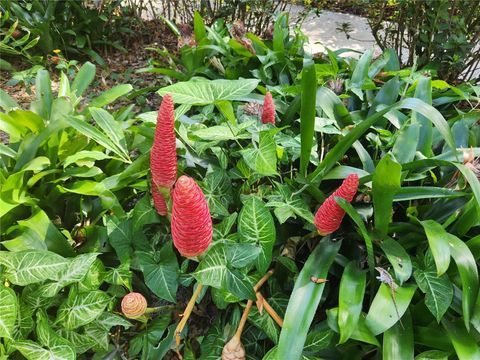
[150,94,177,188]
[171,175,212,257]
[314,174,359,236]
[261,92,275,125]
[152,181,167,216]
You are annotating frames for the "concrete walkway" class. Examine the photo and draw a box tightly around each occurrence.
[291,6,380,58]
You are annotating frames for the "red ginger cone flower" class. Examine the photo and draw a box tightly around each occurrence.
[152,181,167,216]
[121,292,147,319]
[171,175,212,257]
[261,92,275,125]
[314,174,359,236]
[150,94,177,188]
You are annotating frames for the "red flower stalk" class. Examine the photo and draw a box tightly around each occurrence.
[171,175,212,257]
[261,92,275,125]
[314,174,359,236]
[150,94,177,188]
[152,181,167,216]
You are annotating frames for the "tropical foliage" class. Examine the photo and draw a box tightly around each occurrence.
[1,7,480,360]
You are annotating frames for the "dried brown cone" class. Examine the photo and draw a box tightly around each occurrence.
[243,102,261,116]
[221,336,245,360]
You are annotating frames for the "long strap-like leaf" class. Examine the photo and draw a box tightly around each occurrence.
[276,236,341,360]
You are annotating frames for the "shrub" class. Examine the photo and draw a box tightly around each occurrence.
[365,0,480,83]
[0,0,139,65]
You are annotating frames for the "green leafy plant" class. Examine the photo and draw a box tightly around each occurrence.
[0,63,143,358]
[0,0,138,65]
[0,11,40,70]
[365,0,480,83]
[2,12,480,359]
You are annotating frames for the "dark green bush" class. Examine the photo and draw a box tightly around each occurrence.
[365,0,480,83]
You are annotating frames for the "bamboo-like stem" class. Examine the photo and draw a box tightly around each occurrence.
[235,299,253,339]
[256,292,284,328]
[233,270,275,339]
[175,283,204,359]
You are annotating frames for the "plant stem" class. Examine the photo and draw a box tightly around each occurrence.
[175,283,204,359]
[256,292,284,327]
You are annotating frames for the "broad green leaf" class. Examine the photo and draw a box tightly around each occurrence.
[248,306,280,343]
[5,109,45,133]
[448,235,479,329]
[36,311,73,350]
[413,76,433,155]
[215,100,236,124]
[443,318,480,360]
[0,88,19,111]
[63,150,113,168]
[238,196,276,273]
[39,253,99,297]
[158,79,260,105]
[383,310,414,360]
[303,328,335,354]
[368,77,400,116]
[58,330,96,354]
[131,195,159,230]
[194,243,255,300]
[365,284,417,335]
[89,84,133,108]
[277,237,341,360]
[13,340,75,360]
[241,131,278,176]
[225,269,255,300]
[96,312,132,330]
[415,350,449,360]
[336,198,375,279]
[0,250,68,286]
[392,122,420,164]
[266,195,314,224]
[372,154,401,237]
[83,322,109,350]
[65,116,130,162]
[309,98,456,186]
[326,309,379,346]
[33,70,52,119]
[71,62,95,98]
[338,261,366,344]
[413,262,453,322]
[2,207,73,256]
[300,60,316,175]
[89,107,129,159]
[135,242,179,303]
[420,220,451,276]
[349,49,373,98]
[193,11,206,42]
[394,187,466,201]
[106,217,133,263]
[380,237,412,284]
[193,121,254,141]
[14,301,34,339]
[57,290,110,330]
[315,87,352,128]
[227,243,260,268]
[0,285,17,338]
[201,168,233,218]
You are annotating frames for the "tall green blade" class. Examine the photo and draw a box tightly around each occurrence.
[300,60,317,176]
[277,237,341,360]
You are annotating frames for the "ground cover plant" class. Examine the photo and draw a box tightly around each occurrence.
[1,6,480,360]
